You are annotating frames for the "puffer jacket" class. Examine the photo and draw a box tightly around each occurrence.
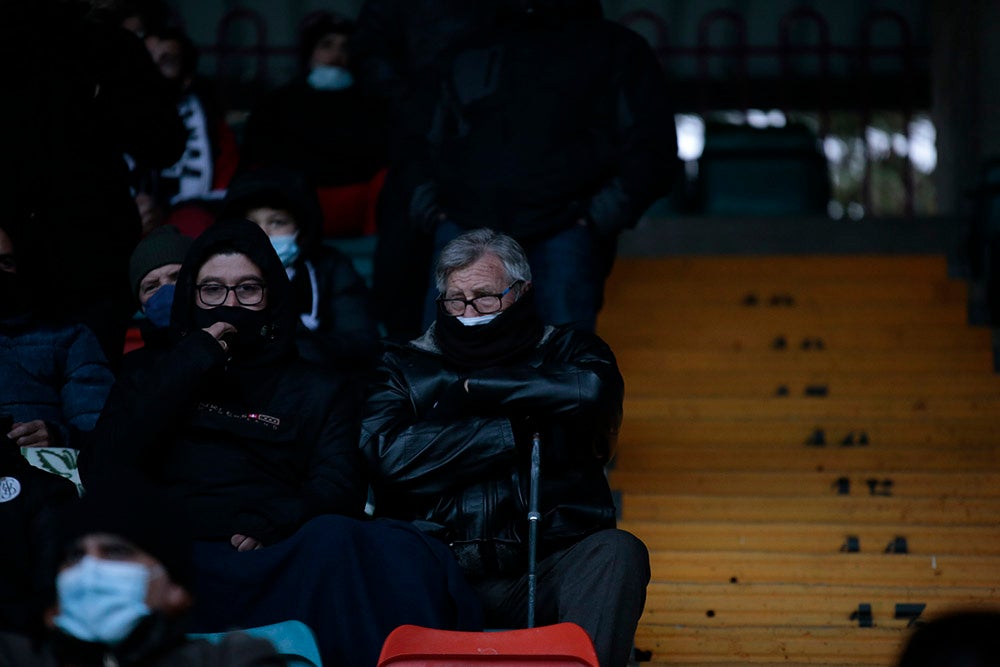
[0,316,114,448]
[361,324,623,574]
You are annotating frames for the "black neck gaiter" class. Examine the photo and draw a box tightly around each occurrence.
[434,291,545,369]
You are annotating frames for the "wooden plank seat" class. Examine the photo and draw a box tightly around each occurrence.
[621,396,1000,420]
[617,521,1000,555]
[603,304,971,329]
[615,349,994,373]
[616,420,1000,448]
[632,625,907,665]
[613,444,1000,473]
[602,256,950,282]
[609,471,1000,498]
[603,279,968,306]
[622,370,1000,398]
[620,494,1000,526]
[640,582,1000,627]
[599,325,993,352]
[644,551,1000,587]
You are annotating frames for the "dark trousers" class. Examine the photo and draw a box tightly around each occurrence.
[470,529,649,667]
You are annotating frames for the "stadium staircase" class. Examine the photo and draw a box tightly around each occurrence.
[597,255,1000,666]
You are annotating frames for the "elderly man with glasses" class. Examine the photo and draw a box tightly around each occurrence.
[362,228,649,667]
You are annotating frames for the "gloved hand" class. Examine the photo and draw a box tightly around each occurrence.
[426,379,470,421]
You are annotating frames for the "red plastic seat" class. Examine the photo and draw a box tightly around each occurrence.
[377,622,599,667]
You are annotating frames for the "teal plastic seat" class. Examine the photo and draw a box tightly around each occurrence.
[189,619,323,666]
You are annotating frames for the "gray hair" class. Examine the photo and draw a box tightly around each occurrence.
[434,228,532,294]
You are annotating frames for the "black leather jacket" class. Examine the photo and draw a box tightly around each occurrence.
[361,324,623,576]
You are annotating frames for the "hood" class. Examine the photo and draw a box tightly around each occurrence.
[221,166,324,256]
[170,218,296,361]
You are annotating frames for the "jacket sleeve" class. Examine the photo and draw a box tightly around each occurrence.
[300,379,368,520]
[81,332,225,485]
[57,325,115,447]
[585,29,678,238]
[360,353,519,496]
[466,332,624,456]
[295,254,380,372]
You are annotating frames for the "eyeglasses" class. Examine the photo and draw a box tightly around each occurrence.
[437,281,521,316]
[196,282,266,307]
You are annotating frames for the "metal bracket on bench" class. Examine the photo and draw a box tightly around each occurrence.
[840,535,860,552]
[894,603,926,627]
[833,477,851,495]
[850,604,873,628]
[885,536,909,554]
[806,428,826,446]
[841,430,871,446]
[867,479,894,496]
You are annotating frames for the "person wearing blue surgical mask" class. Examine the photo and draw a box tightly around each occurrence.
[0,486,283,666]
[128,225,193,348]
[238,13,388,194]
[307,30,355,91]
[223,167,380,375]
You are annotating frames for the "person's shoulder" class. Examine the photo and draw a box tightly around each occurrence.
[541,325,617,358]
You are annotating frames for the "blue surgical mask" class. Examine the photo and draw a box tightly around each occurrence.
[142,283,175,329]
[269,233,301,267]
[457,313,500,327]
[53,556,158,645]
[307,65,354,91]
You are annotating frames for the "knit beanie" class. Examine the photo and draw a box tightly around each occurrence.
[128,225,193,298]
[57,481,196,590]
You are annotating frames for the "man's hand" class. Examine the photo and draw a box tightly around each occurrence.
[202,321,237,353]
[231,534,263,552]
[8,420,55,447]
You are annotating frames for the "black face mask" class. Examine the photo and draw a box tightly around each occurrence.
[191,306,276,359]
[434,290,545,368]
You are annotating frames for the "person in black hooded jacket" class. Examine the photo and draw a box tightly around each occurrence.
[82,219,481,666]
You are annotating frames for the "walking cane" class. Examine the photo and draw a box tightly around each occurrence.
[527,431,542,628]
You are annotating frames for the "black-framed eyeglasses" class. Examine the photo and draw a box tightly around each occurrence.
[196,282,266,307]
[437,281,521,316]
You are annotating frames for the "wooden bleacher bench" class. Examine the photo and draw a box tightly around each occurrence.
[619,494,1000,526]
[598,254,999,665]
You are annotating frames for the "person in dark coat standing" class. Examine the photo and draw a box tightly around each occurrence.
[362,228,648,667]
[352,0,501,340]
[0,0,187,367]
[413,0,678,332]
[83,219,481,666]
[240,12,388,193]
